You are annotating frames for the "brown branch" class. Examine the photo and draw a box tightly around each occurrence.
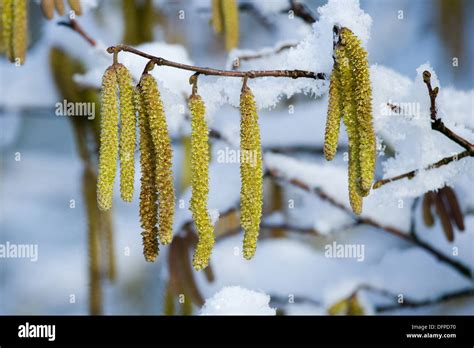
[373,150,471,189]
[231,43,296,70]
[107,45,327,80]
[266,167,472,278]
[57,19,97,47]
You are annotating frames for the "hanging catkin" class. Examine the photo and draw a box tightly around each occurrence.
[338,45,363,214]
[139,73,175,245]
[40,0,55,19]
[221,0,239,50]
[136,86,159,261]
[324,63,342,161]
[3,0,27,64]
[341,27,375,195]
[67,0,82,15]
[115,63,136,203]
[240,83,263,260]
[97,66,119,211]
[189,93,215,270]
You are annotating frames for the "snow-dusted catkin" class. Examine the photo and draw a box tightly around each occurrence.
[115,64,136,203]
[139,74,175,245]
[136,86,159,262]
[97,66,119,211]
[211,0,222,34]
[240,85,263,260]
[222,0,238,50]
[341,27,375,195]
[189,94,214,270]
[324,64,342,161]
[12,0,27,64]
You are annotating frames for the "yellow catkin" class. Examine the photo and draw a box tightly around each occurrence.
[97,66,119,211]
[115,64,136,203]
[337,45,363,214]
[211,0,223,33]
[189,94,215,271]
[40,0,54,20]
[240,85,263,260]
[67,0,82,16]
[54,0,65,16]
[341,27,375,195]
[324,64,343,161]
[136,86,159,262]
[222,0,239,50]
[139,74,175,245]
[12,0,27,64]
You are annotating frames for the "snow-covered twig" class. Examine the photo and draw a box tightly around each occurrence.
[266,167,472,278]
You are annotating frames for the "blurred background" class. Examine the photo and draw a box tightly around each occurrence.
[0,0,473,315]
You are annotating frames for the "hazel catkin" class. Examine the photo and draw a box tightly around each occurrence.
[239,84,263,260]
[97,66,119,211]
[189,94,215,270]
[136,86,159,262]
[139,73,175,245]
[221,0,239,50]
[341,28,375,195]
[115,63,136,203]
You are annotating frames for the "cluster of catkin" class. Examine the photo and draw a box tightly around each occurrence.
[211,0,239,50]
[40,0,83,19]
[97,63,175,262]
[1,0,27,64]
[324,27,376,215]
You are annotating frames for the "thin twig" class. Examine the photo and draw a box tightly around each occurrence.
[231,43,297,70]
[107,45,327,80]
[285,0,316,24]
[266,167,472,278]
[373,71,474,189]
[57,19,97,47]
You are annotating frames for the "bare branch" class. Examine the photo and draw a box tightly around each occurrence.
[107,45,327,80]
[57,19,96,47]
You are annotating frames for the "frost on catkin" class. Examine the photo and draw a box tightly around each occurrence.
[340,27,375,195]
[189,94,214,270]
[222,0,239,50]
[97,66,119,211]
[240,85,263,260]
[115,64,136,203]
[136,86,159,262]
[324,64,342,161]
[139,74,175,245]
